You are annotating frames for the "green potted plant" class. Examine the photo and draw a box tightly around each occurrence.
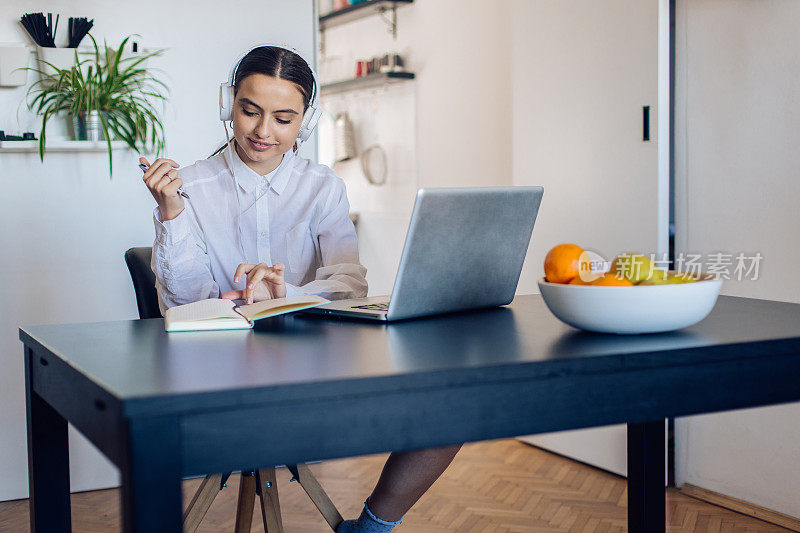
[25,34,169,177]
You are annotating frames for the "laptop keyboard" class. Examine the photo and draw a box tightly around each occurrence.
[352,302,390,311]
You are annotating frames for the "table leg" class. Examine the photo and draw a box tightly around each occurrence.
[121,417,183,532]
[25,346,71,532]
[627,420,666,533]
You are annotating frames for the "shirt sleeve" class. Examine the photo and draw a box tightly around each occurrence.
[151,203,220,315]
[285,178,368,300]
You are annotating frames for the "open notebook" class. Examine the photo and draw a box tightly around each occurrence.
[164,295,328,332]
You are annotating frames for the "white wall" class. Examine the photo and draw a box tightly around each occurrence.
[318,0,512,294]
[323,0,512,190]
[0,0,314,501]
[674,0,800,518]
[320,82,418,296]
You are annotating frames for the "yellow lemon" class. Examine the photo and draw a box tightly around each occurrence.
[609,254,655,284]
[667,273,697,283]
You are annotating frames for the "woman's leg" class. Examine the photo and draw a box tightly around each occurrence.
[366,444,463,521]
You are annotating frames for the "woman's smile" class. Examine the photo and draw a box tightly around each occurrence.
[232,73,305,174]
[248,137,276,152]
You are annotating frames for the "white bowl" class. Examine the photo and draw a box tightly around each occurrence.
[537,271,723,335]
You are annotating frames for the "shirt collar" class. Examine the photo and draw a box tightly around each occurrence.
[226,141,295,196]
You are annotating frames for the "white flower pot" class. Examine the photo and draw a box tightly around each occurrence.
[36,46,78,78]
[0,43,31,87]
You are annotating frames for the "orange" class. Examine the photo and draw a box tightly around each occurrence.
[568,276,591,285]
[544,243,585,284]
[590,273,634,286]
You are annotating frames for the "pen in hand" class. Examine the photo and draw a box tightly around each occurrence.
[139,162,190,199]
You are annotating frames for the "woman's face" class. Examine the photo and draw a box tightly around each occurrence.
[232,73,306,175]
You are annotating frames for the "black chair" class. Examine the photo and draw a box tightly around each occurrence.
[124,247,343,532]
[124,247,162,319]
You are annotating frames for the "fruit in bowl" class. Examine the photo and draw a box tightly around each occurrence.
[539,244,722,334]
[609,253,664,284]
[543,243,587,284]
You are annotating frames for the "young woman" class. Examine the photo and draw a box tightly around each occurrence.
[142,46,460,532]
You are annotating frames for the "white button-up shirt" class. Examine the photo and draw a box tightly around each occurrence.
[151,142,367,315]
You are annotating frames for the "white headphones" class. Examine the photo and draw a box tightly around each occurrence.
[219,43,322,145]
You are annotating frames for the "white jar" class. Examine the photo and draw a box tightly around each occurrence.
[36,46,77,77]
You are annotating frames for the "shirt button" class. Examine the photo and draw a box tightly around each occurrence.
[260,231,267,237]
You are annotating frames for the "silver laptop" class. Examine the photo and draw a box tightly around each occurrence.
[303,186,544,322]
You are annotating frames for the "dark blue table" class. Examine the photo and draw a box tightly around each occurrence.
[19,294,800,532]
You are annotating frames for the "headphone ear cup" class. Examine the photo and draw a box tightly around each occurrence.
[298,106,322,143]
[307,106,322,133]
[219,82,234,121]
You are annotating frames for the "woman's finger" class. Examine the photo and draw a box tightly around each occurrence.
[147,160,178,183]
[143,159,164,182]
[155,169,179,193]
[154,171,179,195]
[153,174,169,194]
[233,263,257,284]
[162,176,184,196]
[265,263,286,298]
[154,160,177,181]
[151,157,180,169]
[261,263,285,284]
[245,266,269,304]
[259,269,284,286]
[253,264,286,300]
[145,161,173,188]
[220,289,245,300]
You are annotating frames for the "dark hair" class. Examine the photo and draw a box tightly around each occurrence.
[210,46,316,157]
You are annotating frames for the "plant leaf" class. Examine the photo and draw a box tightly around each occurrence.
[25,33,170,176]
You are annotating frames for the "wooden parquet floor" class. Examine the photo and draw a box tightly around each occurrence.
[0,439,793,532]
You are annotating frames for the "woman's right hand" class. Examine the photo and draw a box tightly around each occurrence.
[140,156,184,221]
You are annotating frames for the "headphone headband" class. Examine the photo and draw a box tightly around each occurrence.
[219,43,322,145]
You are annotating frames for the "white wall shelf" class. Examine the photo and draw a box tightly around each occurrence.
[0,140,129,152]
[23,44,163,55]
[321,71,414,95]
[319,0,413,32]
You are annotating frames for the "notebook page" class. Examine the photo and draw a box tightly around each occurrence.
[166,317,251,332]
[165,298,242,324]
[237,295,328,321]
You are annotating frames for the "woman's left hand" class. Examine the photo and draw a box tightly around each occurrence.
[220,263,286,303]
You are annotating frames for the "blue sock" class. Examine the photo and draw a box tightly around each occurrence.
[337,499,403,533]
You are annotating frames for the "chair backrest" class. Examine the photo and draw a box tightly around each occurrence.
[124,247,162,319]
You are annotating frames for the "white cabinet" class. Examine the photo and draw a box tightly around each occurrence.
[511,0,664,475]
